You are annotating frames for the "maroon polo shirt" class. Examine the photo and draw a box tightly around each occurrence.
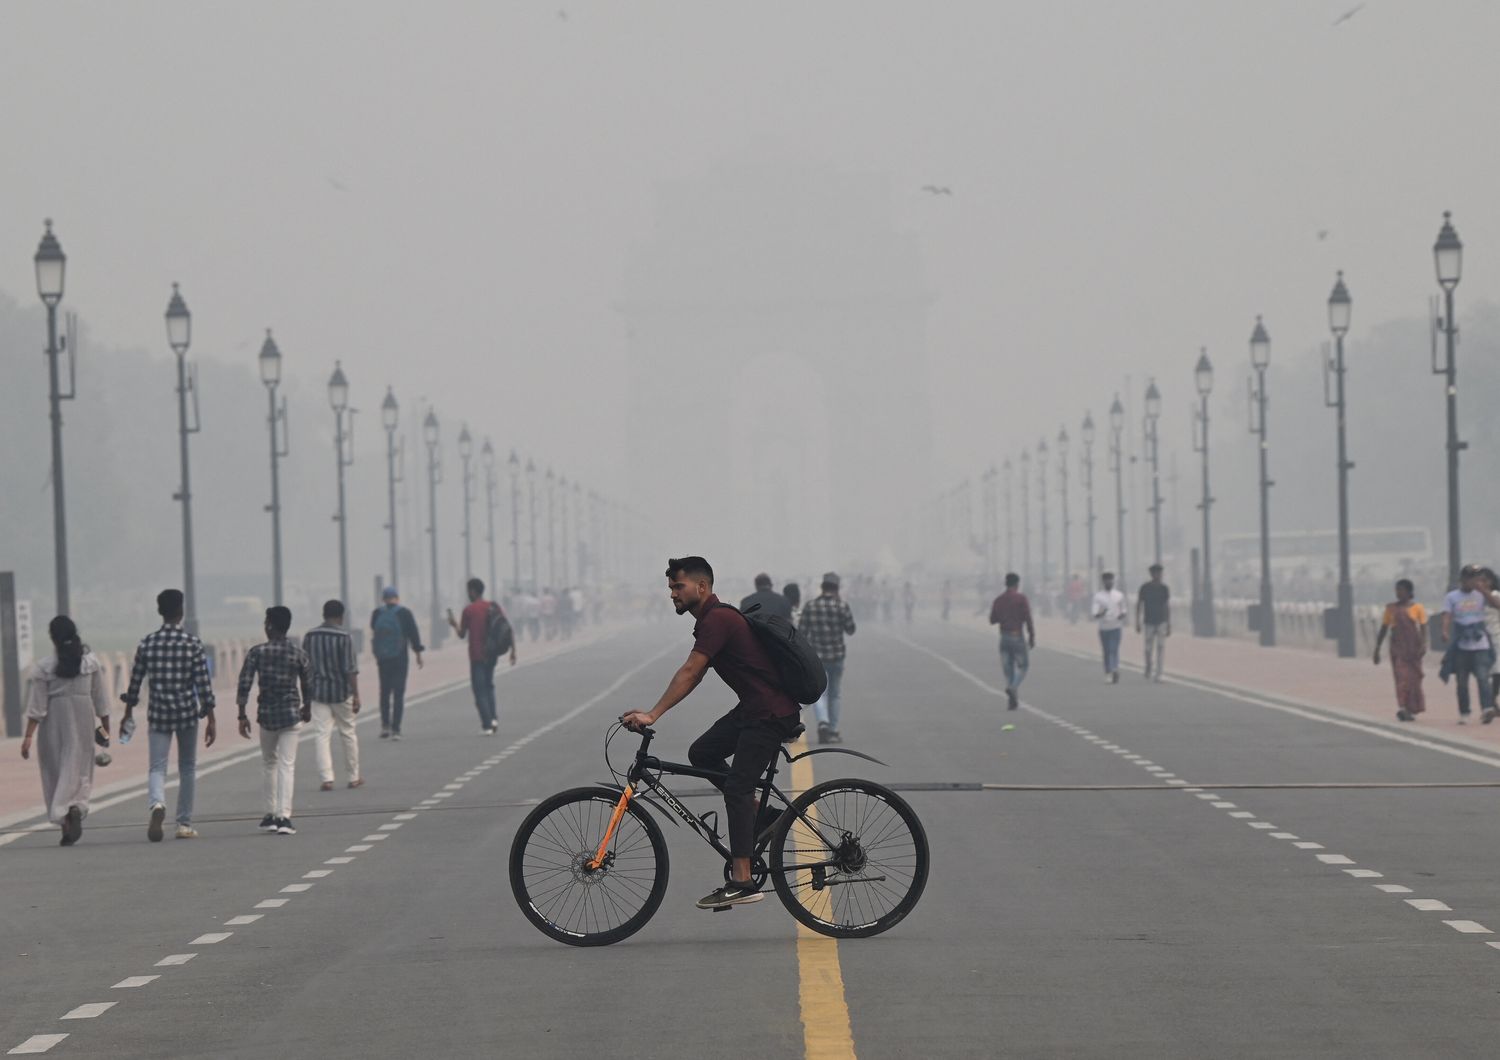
[692,596,799,721]
[989,590,1033,636]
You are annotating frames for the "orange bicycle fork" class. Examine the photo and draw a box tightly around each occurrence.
[586,787,633,871]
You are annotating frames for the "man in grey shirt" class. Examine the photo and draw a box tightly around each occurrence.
[739,572,793,621]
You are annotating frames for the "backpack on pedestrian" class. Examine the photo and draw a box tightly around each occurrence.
[372,606,406,661]
[483,602,515,665]
[718,602,828,706]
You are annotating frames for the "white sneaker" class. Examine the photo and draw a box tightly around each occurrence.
[175,825,198,839]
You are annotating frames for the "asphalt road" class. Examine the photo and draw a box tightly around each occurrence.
[6,618,1500,1058]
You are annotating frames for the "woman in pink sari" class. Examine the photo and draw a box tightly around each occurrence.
[1373,578,1427,722]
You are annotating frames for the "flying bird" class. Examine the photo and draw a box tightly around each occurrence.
[921,185,953,196]
[1332,4,1365,26]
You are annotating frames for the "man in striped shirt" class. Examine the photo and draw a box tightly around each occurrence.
[303,600,362,792]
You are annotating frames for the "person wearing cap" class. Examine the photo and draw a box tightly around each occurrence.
[1440,564,1496,724]
[369,587,424,740]
[1135,564,1171,682]
[799,572,858,744]
[740,572,793,622]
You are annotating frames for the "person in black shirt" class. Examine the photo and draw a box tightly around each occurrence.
[1135,564,1171,682]
[740,572,793,622]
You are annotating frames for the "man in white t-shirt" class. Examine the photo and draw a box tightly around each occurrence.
[1093,572,1128,684]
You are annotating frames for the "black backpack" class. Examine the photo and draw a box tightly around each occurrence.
[716,602,828,706]
[483,602,515,664]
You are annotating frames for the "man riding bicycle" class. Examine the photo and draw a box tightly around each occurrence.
[621,556,802,910]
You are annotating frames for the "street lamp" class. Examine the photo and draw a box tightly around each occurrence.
[1143,379,1163,567]
[1081,412,1097,581]
[1324,272,1356,657]
[482,439,498,593]
[1003,458,1014,574]
[1036,437,1050,603]
[527,459,539,593]
[573,480,584,588]
[423,410,444,646]
[1432,211,1464,589]
[35,221,72,616]
[546,467,557,590]
[981,464,998,584]
[1192,350,1216,637]
[458,425,474,579]
[1057,426,1071,596]
[164,284,202,635]
[381,388,401,590]
[1248,316,1275,646]
[327,361,355,610]
[1019,448,1032,589]
[1109,395,1126,585]
[508,450,522,593]
[259,330,289,605]
[560,475,571,586]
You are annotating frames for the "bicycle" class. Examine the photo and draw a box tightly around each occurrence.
[509,721,929,946]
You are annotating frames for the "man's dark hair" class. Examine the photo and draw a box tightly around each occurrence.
[468,577,485,598]
[1396,578,1415,594]
[1102,571,1115,580]
[783,582,801,609]
[266,606,293,635]
[1149,564,1164,574]
[157,589,185,621]
[665,556,714,585]
[754,573,773,589]
[1005,572,1020,587]
[323,599,345,620]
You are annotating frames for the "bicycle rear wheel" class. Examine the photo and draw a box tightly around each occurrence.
[770,777,928,938]
[509,786,669,947]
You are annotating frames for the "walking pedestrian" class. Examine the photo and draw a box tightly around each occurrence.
[303,600,363,791]
[902,581,917,624]
[370,587,424,740]
[988,573,1034,709]
[447,577,517,734]
[740,573,793,621]
[1479,568,1500,711]
[236,606,312,835]
[782,582,801,618]
[541,588,558,639]
[799,572,858,744]
[1373,578,1427,722]
[1093,572,1127,684]
[20,617,110,846]
[121,589,218,841]
[1135,564,1171,682]
[1439,564,1496,724]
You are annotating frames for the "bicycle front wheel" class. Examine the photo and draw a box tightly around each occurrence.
[509,786,669,947]
[770,778,928,938]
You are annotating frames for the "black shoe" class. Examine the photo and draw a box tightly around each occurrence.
[379,729,390,739]
[1484,708,1498,725]
[1006,688,1018,710]
[258,814,277,831]
[1111,672,1120,685]
[817,723,831,745]
[756,804,784,837]
[1396,709,1414,722]
[696,880,764,910]
[275,817,297,835]
[62,806,82,846]
[148,804,165,843]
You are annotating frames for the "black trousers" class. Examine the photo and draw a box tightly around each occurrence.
[377,656,409,732]
[689,707,800,861]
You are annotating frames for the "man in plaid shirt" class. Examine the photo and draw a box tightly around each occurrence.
[122,589,218,841]
[236,606,312,835]
[798,572,857,744]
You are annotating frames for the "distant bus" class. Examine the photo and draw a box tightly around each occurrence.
[1218,527,1433,568]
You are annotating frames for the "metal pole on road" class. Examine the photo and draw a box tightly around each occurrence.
[1036,437,1050,601]
[1192,351,1216,637]
[508,450,522,593]
[1081,412,1096,577]
[1143,379,1162,568]
[258,331,288,606]
[1057,426,1071,588]
[35,221,71,618]
[1019,449,1031,589]
[424,410,444,645]
[328,362,354,610]
[458,426,474,579]
[546,468,557,591]
[1109,395,1126,585]
[1326,272,1356,658]
[1002,458,1014,574]
[483,439,498,594]
[1432,211,1464,589]
[381,389,401,592]
[165,284,200,636]
[1249,317,1275,646]
[527,459,538,594]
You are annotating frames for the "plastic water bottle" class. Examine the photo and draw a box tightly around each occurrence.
[119,715,136,745]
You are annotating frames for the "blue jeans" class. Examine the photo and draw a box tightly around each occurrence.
[1000,634,1029,690]
[1099,628,1122,674]
[815,659,845,731]
[147,722,199,826]
[470,659,497,728]
[1451,648,1495,715]
[377,655,409,732]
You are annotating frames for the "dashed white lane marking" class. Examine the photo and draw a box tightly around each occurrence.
[1344,869,1383,879]
[1166,779,1189,786]
[1407,899,1453,911]
[443,784,464,790]
[1315,854,1355,865]
[345,844,372,852]
[1210,801,1237,809]
[280,884,313,894]
[1194,793,1220,800]
[110,977,158,989]
[1270,832,1299,839]
[361,834,389,842]
[255,899,289,909]
[1445,920,1492,934]
[325,857,354,865]
[1486,942,1500,950]
[393,813,417,820]
[1228,811,1256,819]
[59,1004,114,1020]
[1376,885,1414,894]
[189,933,232,945]
[1249,822,1277,830]
[1293,842,1325,850]
[155,954,195,967]
[304,870,332,879]
[377,823,403,831]
[224,915,263,926]
[432,792,455,799]
[8,1034,69,1054]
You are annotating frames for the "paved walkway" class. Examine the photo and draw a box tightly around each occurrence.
[0,625,615,831]
[996,613,1500,752]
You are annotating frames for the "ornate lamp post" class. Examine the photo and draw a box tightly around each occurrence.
[165,284,201,634]
[1036,437,1050,600]
[1003,458,1015,573]
[1081,412,1097,579]
[328,362,355,609]
[423,410,443,645]
[1192,350,1216,637]
[508,450,522,593]
[458,425,474,579]
[1109,396,1126,584]
[1057,426,1071,592]
[1248,317,1275,646]
[1143,379,1163,567]
[560,475,571,586]
[34,221,72,616]
[1432,212,1464,589]
[258,331,289,605]
[482,439,498,593]
[1325,272,1356,658]
[546,468,557,590]
[1020,448,1032,588]
[381,388,401,589]
[527,459,539,593]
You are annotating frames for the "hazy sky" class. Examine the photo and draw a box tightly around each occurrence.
[3,0,1498,506]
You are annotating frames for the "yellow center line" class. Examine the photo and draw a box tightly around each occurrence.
[789,735,857,1060]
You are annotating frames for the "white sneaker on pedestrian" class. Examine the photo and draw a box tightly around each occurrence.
[175,825,198,839]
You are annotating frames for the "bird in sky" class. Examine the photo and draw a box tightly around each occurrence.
[921,185,953,196]
[1332,4,1365,27]
[1317,229,1330,241]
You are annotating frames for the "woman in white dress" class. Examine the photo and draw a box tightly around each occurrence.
[19,616,110,845]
